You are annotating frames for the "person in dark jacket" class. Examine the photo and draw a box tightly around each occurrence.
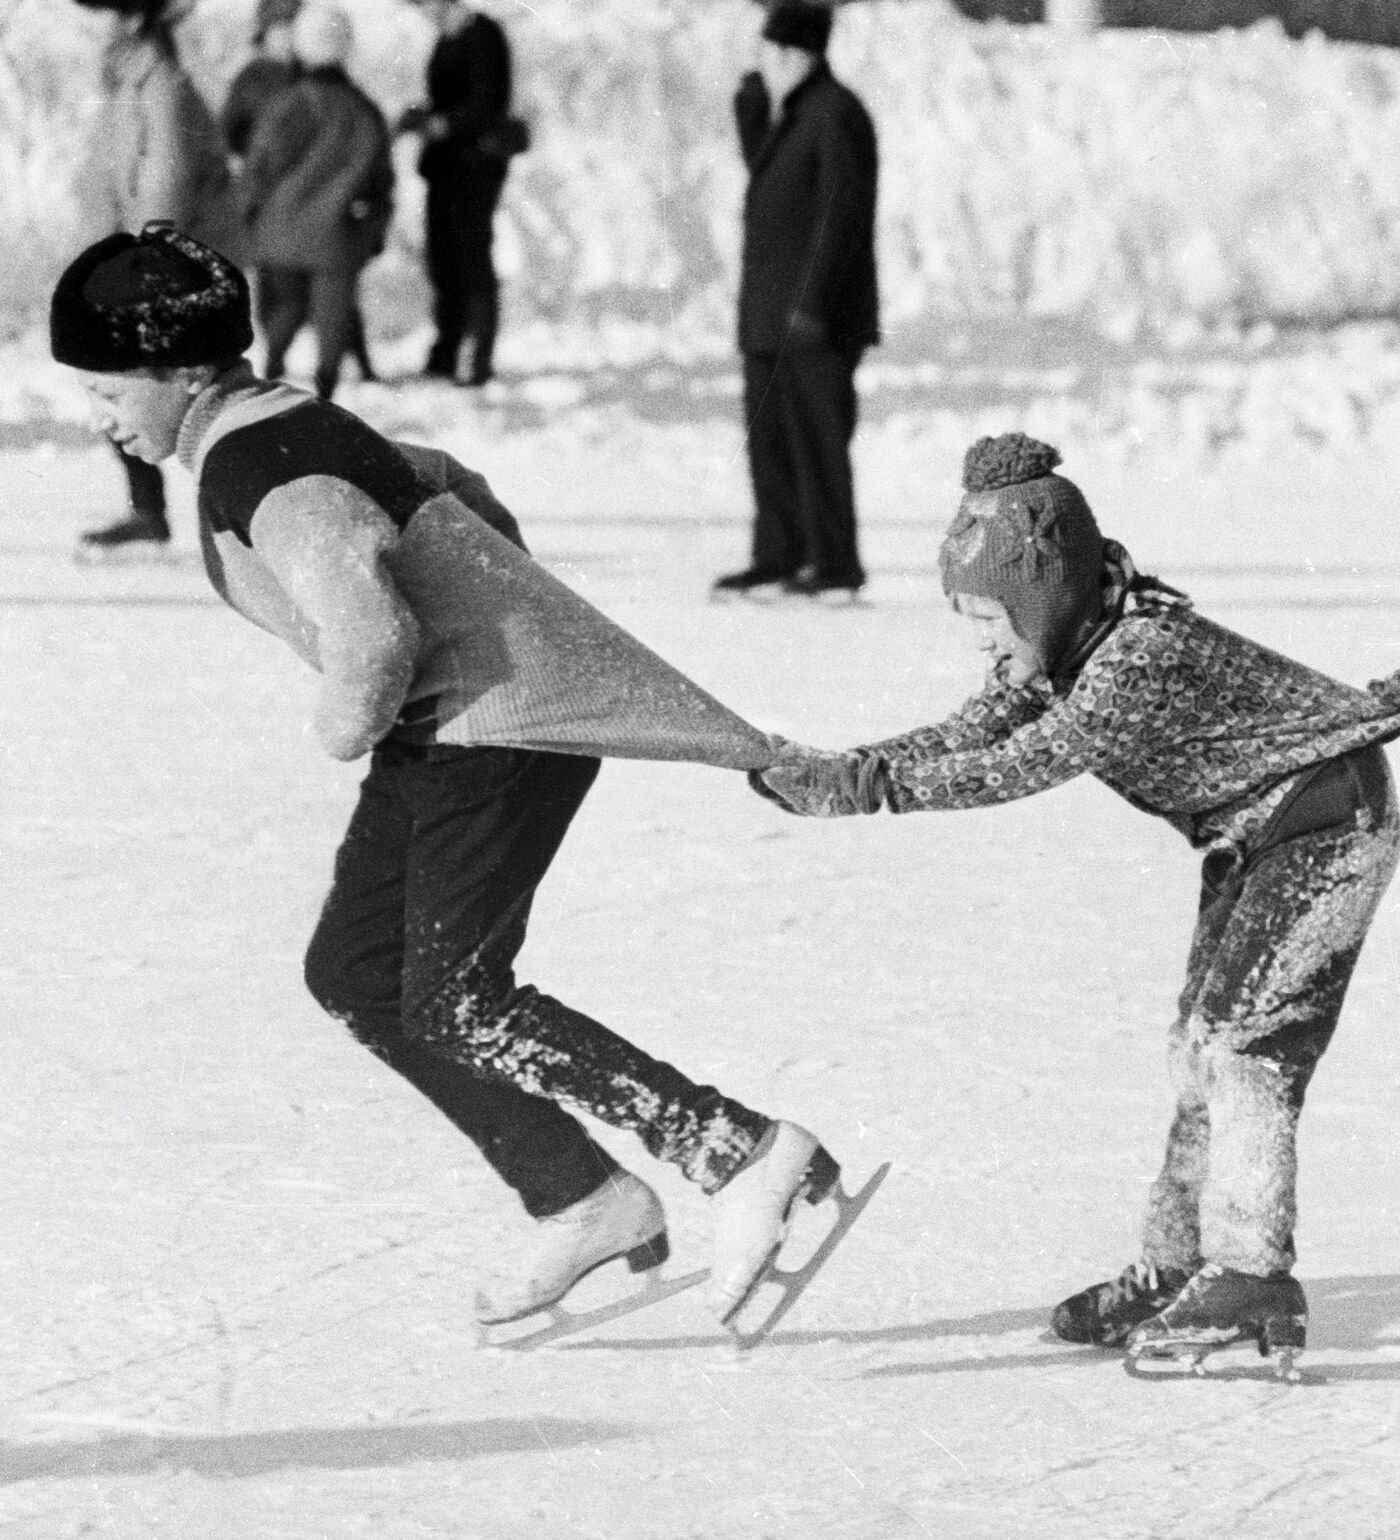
[219,0,301,160]
[221,0,378,383]
[400,0,515,385]
[714,0,880,602]
[238,1,393,400]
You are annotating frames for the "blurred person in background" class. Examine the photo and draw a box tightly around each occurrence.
[219,0,301,160]
[220,0,378,383]
[71,0,239,557]
[237,0,394,401]
[398,0,520,387]
[713,0,880,603]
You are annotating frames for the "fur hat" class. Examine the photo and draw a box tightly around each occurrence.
[762,1,834,54]
[939,434,1106,673]
[50,223,253,372]
[292,0,353,67]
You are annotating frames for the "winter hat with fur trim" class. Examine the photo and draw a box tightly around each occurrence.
[292,0,352,67]
[939,434,1105,673]
[50,223,253,372]
[762,1,833,54]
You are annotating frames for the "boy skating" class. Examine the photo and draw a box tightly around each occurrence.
[49,222,852,1336]
[751,432,1400,1376]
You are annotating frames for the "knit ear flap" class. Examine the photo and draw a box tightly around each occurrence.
[962,433,1062,494]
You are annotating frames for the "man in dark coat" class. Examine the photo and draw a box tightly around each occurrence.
[401,0,515,386]
[238,0,393,400]
[715,0,880,601]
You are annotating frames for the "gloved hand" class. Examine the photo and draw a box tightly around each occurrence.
[748,740,883,817]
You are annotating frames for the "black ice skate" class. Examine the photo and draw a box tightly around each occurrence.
[709,1121,890,1351]
[1124,1263,1307,1381]
[710,567,794,602]
[475,1172,706,1350]
[75,512,172,565]
[1051,1259,1195,1348]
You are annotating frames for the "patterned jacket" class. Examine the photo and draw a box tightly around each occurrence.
[760,581,1400,853]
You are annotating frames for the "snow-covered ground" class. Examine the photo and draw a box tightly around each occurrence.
[4,339,1400,1538]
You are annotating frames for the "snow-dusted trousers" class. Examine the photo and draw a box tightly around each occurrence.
[304,742,770,1217]
[1142,745,1399,1276]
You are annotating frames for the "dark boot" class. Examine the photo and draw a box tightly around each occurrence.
[711,566,795,597]
[1125,1263,1307,1376]
[78,509,171,555]
[1051,1259,1195,1347]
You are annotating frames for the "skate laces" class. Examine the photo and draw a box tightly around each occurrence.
[1104,1260,1171,1308]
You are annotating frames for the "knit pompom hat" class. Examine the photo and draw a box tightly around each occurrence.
[938,434,1105,673]
[50,223,253,372]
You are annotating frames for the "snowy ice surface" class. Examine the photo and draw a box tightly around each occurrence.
[3,339,1400,1538]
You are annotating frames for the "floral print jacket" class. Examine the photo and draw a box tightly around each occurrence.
[758,583,1400,853]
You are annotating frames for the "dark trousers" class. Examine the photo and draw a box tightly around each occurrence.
[116,444,166,523]
[258,264,365,400]
[424,169,506,380]
[303,742,768,1217]
[742,345,864,582]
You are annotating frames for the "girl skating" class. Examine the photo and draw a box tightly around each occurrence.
[751,432,1400,1377]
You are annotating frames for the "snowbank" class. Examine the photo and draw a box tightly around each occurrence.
[8,0,1400,349]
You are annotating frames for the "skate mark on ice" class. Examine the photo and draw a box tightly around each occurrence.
[19,1222,466,1404]
[0,1415,633,1484]
[0,595,218,609]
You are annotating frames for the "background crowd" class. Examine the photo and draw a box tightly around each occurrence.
[71,0,534,551]
[69,0,874,600]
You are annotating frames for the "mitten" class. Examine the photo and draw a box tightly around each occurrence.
[748,744,883,817]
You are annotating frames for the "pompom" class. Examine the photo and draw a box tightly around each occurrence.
[961,433,1062,494]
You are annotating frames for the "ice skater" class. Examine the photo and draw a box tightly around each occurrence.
[750,431,1400,1375]
[49,222,858,1339]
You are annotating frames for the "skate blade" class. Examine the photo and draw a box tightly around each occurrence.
[710,585,787,605]
[792,589,867,608]
[1125,1338,1304,1384]
[723,1161,891,1352]
[479,1267,709,1352]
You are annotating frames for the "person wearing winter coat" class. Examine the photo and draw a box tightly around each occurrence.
[219,0,301,159]
[50,221,849,1334]
[72,0,239,555]
[751,432,1400,1376]
[714,0,880,601]
[399,0,515,386]
[220,0,379,383]
[238,1,393,400]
